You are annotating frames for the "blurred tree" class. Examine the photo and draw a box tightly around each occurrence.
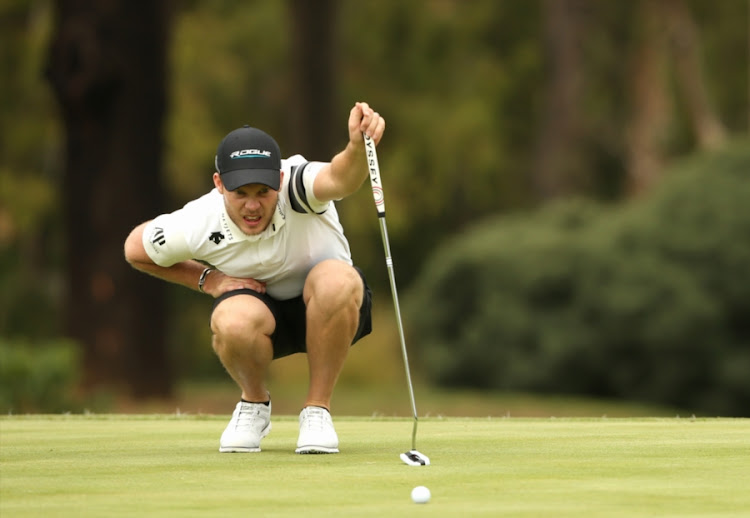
[164,1,290,203]
[626,0,671,195]
[288,0,339,160]
[0,0,62,339]
[162,0,746,295]
[663,0,727,149]
[626,0,729,196]
[532,0,586,200]
[46,0,173,397]
[336,0,545,284]
[405,141,750,415]
[2,0,747,394]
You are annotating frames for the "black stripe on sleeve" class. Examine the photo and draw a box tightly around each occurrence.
[289,162,326,214]
[294,163,315,214]
[287,164,307,214]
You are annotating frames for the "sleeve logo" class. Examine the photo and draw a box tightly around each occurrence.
[150,227,166,246]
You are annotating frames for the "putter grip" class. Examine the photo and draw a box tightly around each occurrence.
[363,134,386,217]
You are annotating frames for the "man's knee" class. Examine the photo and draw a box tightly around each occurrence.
[304,261,363,308]
[211,295,275,349]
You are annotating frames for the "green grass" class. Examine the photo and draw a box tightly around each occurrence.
[118,379,684,418]
[2,416,749,517]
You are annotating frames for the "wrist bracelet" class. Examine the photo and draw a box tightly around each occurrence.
[198,268,214,293]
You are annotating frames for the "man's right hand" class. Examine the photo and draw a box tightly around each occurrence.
[202,270,267,297]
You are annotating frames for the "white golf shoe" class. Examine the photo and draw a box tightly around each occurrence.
[295,406,339,454]
[219,400,272,452]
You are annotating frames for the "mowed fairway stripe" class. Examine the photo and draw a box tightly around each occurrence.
[1,416,748,517]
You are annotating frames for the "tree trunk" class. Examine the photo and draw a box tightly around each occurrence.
[626,0,671,196]
[626,0,727,195]
[287,0,339,160]
[663,0,727,149]
[46,0,172,398]
[532,0,586,201]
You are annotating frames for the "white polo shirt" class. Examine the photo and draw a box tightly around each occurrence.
[142,155,352,300]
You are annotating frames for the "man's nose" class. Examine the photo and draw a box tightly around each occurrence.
[244,197,260,211]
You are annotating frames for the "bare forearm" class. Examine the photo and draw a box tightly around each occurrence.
[312,102,385,203]
[124,221,208,293]
[327,141,369,198]
[129,257,208,292]
[124,222,267,296]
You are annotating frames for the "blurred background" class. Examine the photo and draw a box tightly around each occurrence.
[1,0,748,417]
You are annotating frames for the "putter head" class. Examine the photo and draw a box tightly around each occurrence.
[400,449,430,466]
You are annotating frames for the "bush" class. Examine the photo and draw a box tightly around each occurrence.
[405,142,750,416]
[0,339,83,413]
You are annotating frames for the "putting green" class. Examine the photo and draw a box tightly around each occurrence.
[1,416,748,517]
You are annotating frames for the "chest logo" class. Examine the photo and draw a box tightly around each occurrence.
[208,231,225,245]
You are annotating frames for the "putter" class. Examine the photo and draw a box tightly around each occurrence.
[363,134,431,467]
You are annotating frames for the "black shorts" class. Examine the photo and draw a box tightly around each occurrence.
[210,266,373,359]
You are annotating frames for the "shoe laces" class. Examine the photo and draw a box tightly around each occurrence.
[301,406,330,431]
[234,402,266,431]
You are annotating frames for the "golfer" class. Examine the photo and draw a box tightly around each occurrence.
[124,102,385,454]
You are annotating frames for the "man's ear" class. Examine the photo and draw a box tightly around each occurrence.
[213,172,224,193]
[278,170,284,191]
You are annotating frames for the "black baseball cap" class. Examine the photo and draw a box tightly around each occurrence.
[215,125,282,191]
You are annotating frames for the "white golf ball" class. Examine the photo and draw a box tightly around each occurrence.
[411,485,431,504]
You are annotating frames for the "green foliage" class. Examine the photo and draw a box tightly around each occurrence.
[336,0,546,280]
[165,287,225,380]
[166,0,290,202]
[0,338,83,413]
[0,0,63,340]
[1,0,747,394]
[689,0,750,131]
[405,142,750,415]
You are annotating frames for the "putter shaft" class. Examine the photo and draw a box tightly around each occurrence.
[379,217,419,451]
[364,133,422,455]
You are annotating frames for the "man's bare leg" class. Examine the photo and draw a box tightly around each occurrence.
[212,294,277,452]
[302,260,364,411]
[211,294,275,402]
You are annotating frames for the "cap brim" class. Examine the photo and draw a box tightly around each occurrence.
[220,168,280,191]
